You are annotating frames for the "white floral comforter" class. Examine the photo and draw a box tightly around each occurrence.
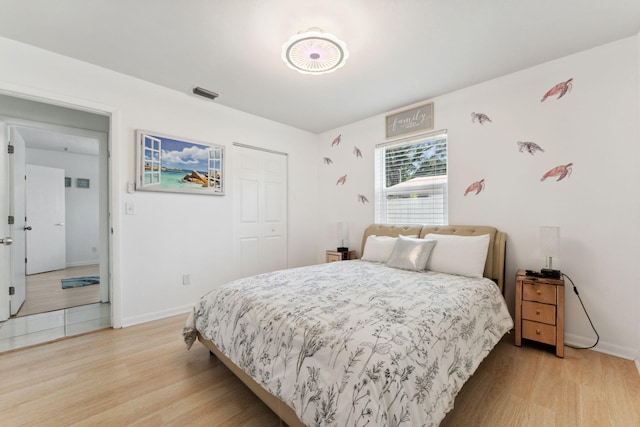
[186,260,513,427]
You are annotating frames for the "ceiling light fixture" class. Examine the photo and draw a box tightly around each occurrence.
[282,28,349,75]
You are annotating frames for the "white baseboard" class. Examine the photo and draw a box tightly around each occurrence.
[66,260,100,268]
[565,333,639,361]
[121,304,194,328]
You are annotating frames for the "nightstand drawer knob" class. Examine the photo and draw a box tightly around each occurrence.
[536,329,541,335]
[536,309,541,315]
[536,290,542,295]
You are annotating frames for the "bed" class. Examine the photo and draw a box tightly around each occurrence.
[183,224,513,426]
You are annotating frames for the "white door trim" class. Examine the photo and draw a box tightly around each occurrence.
[0,83,122,328]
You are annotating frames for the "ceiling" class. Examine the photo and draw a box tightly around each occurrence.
[15,126,99,156]
[1,0,639,134]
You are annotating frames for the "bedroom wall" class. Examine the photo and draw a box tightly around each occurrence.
[317,36,640,360]
[0,36,319,327]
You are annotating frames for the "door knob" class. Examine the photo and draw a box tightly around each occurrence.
[24,226,32,231]
[0,237,13,245]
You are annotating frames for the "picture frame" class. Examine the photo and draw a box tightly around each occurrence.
[135,130,225,195]
[77,178,90,188]
[385,102,434,139]
[65,177,71,187]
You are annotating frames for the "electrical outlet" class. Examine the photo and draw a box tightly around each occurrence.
[182,274,190,285]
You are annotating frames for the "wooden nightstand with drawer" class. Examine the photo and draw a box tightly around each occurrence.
[325,250,356,263]
[515,269,565,357]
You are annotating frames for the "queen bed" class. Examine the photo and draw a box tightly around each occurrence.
[183,224,513,426]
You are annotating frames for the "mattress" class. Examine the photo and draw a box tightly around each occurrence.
[185,259,513,426]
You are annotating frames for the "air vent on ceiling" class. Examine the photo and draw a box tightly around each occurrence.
[192,86,219,100]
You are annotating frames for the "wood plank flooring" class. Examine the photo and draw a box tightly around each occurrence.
[1,315,638,426]
[16,265,100,317]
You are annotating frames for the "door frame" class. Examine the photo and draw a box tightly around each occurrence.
[0,82,123,327]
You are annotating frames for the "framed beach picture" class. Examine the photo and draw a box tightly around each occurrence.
[135,130,225,195]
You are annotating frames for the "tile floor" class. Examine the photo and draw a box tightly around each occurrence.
[0,303,111,352]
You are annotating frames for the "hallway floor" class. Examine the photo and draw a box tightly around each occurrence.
[0,303,110,352]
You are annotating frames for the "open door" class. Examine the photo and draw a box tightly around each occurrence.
[9,126,26,314]
[0,121,10,321]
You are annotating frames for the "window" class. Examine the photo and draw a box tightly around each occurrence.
[142,134,162,185]
[375,130,448,225]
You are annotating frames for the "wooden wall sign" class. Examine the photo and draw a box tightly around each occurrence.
[385,102,434,139]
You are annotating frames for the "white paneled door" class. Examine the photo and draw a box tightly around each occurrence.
[234,145,288,278]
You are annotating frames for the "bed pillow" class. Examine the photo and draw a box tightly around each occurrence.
[361,235,398,262]
[386,235,436,271]
[424,233,490,278]
[361,235,417,262]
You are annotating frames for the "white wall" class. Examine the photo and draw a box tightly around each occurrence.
[0,36,319,327]
[318,36,640,360]
[26,148,100,267]
[1,34,638,360]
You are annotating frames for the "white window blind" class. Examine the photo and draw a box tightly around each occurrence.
[375,130,448,225]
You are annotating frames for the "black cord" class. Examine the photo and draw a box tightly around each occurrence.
[562,272,599,350]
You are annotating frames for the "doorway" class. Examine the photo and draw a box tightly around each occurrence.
[0,95,111,350]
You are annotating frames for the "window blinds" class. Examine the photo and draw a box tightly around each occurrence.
[375,130,448,225]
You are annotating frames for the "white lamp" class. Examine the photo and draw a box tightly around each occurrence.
[337,221,349,253]
[539,226,560,278]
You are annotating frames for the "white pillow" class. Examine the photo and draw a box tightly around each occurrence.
[361,234,418,262]
[424,233,490,278]
[386,235,436,271]
[361,235,398,262]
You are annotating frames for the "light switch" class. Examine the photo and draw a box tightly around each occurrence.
[125,202,135,215]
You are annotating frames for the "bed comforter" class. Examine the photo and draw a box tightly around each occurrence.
[185,260,513,426]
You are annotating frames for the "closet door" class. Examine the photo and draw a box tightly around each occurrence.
[234,145,288,278]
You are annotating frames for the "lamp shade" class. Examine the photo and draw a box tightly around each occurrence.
[337,221,349,247]
[539,226,560,257]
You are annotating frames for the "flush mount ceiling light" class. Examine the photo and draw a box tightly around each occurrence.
[282,28,349,75]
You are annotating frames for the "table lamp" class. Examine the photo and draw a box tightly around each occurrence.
[337,221,349,253]
[539,226,561,279]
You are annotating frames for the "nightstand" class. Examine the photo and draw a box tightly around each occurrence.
[515,269,565,357]
[325,250,356,263]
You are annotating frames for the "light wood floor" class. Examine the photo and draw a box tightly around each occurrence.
[1,315,638,426]
[16,265,100,317]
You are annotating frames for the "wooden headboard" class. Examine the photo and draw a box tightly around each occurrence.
[361,224,507,292]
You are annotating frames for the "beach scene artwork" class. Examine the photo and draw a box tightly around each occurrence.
[136,130,224,195]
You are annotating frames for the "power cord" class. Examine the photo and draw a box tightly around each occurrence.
[562,272,599,350]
